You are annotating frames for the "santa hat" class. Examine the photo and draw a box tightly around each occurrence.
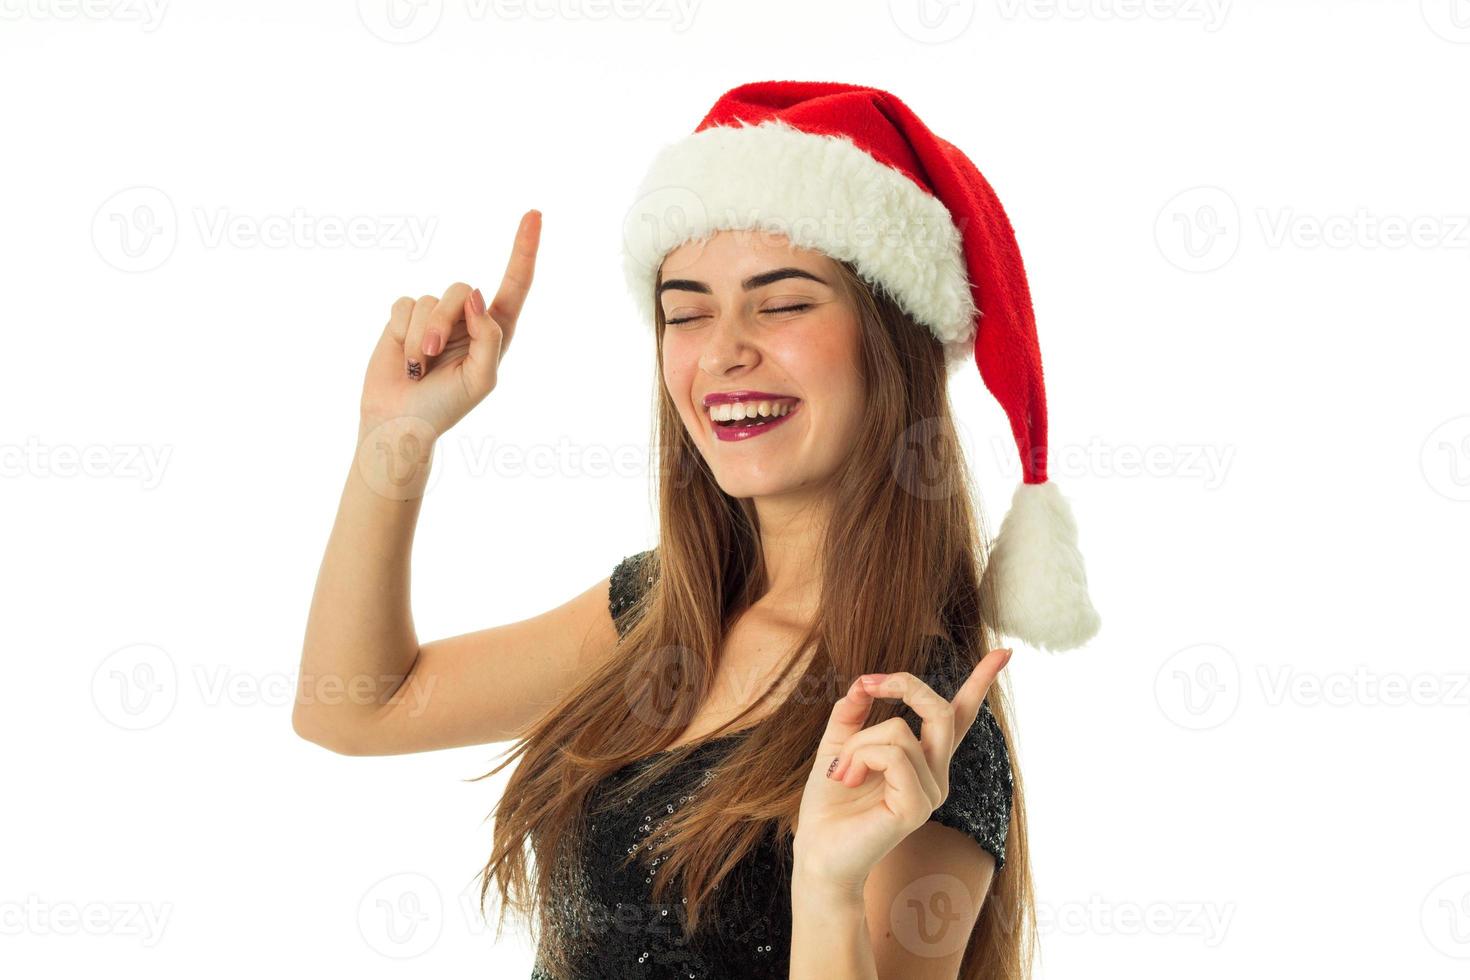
[620,80,1100,653]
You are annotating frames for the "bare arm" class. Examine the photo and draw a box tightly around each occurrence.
[289,414,429,754]
[293,212,597,756]
[291,415,622,756]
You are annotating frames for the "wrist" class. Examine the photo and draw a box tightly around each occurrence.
[354,414,439,501]
[791,852,867,908]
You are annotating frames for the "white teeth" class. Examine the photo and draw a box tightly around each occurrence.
[708,399,796,424]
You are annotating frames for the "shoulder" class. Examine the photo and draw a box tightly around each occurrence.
[928,698,1013,871]
[608,548,657,639]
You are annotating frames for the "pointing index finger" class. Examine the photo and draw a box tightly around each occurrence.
[949,648,1011,750]
[485,209,542,356]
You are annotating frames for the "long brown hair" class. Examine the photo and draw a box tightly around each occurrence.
[473,251,1036,979]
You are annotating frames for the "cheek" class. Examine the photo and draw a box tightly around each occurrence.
[661,343,700,416]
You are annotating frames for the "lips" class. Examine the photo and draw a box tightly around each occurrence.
[702,389,797,408]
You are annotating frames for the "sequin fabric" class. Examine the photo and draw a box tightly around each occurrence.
[528,550,1012,979]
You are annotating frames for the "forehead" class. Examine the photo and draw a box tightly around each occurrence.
[659,229,837,284]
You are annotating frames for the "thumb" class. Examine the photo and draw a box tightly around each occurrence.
[817,674,877,753]
[461,287,504,402]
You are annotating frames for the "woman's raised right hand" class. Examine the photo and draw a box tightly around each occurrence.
[358,209,542,440]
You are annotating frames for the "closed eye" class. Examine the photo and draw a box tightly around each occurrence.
[665,303,812,326]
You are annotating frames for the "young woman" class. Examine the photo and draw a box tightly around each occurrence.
[293,82,1098,980]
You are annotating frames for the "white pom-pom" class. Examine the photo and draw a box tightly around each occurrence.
[981,480,1101,653]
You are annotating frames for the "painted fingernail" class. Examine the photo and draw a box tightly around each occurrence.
[826,756,840,779]
[424,330,442,356]
[406,359,422,379]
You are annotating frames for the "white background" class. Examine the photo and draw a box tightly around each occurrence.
[3,1,1468,977]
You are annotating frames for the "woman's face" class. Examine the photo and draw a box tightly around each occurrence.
[659,230,865,500]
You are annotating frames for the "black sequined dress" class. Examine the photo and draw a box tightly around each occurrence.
[528,549,1013,979]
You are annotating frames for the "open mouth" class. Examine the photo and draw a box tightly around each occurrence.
[707,399,801,441]
[709,398,800,426]
[714,413,785,430]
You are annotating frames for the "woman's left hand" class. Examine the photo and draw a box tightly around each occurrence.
[791,648,1012,894]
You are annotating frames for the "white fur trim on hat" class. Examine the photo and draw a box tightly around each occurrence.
[621,118,978,371]
[981,480,1101,653]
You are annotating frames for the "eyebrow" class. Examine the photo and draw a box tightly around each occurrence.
[656,266,830,300]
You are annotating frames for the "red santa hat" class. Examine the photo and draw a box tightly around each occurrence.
[621,80,1100,653]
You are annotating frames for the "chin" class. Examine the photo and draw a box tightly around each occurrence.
[704,463,792,499]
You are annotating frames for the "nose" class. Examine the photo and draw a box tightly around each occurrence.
[698,310,761,376]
